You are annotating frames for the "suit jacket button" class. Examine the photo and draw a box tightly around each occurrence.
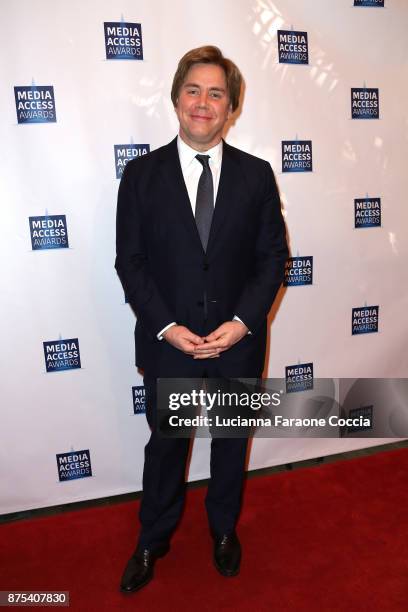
[203,263,209,271]
[197,301,204,307]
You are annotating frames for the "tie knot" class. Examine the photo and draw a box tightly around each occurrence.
[196,154,211,168]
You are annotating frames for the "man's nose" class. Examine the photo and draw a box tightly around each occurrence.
[196,92,209,107]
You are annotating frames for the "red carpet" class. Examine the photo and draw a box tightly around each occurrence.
[1,448,408,611]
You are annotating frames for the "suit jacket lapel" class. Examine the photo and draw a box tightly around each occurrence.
[158,137,204,251]
[206,141,240,254]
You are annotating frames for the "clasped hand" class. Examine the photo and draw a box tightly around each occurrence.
[162,321,248,358]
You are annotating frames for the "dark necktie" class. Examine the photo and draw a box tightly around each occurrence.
[195,154,214,251]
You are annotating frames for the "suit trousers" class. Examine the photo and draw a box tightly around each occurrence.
[137,374,250,550]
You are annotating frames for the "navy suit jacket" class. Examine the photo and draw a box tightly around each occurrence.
[115,137,288,378]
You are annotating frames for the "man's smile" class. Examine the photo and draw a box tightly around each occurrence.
[189,114,212,121]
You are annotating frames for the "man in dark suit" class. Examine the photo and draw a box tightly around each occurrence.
[115,45,288,593]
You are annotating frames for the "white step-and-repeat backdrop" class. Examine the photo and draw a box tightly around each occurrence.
[1,0,407,514]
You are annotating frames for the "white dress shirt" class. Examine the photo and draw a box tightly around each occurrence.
[157,136,248,339]
[177,135,222,214]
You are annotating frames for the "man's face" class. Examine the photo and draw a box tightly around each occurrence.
[175,63,232,151]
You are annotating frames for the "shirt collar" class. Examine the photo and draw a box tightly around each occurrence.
[177,135,223,170]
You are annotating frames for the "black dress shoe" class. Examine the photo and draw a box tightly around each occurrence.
[213,532,241,577]
[120,543,170,593]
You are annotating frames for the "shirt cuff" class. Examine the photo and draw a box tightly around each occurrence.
[157,322,177,341]
[233,315,252,335]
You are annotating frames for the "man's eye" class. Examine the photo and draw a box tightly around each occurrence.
[187,89,199,95]
[210,92,222,99]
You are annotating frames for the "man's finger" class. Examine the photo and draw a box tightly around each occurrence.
[195,338,228,351]
[194,342,220,351]
[184,333,204,345]
[181,340,203,353]
[194,345,221,355]
[203,331,222,343]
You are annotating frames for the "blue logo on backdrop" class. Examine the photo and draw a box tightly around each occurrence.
[354,0,384,6]
[14,85,56,124]
[278,30,308,64]
[132,386,146,414]
[351,88,379,119]
[352,306,379,335]
[43,338,81,372]
[285,362,314,393]
[347,406,373,433]
[56,449,92,482]
[29,215,69,250]
[114,144,150,178]
[104,22,143,60]
[284,256,313,286]
[354,198,381,228]
[282,140,312,172]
